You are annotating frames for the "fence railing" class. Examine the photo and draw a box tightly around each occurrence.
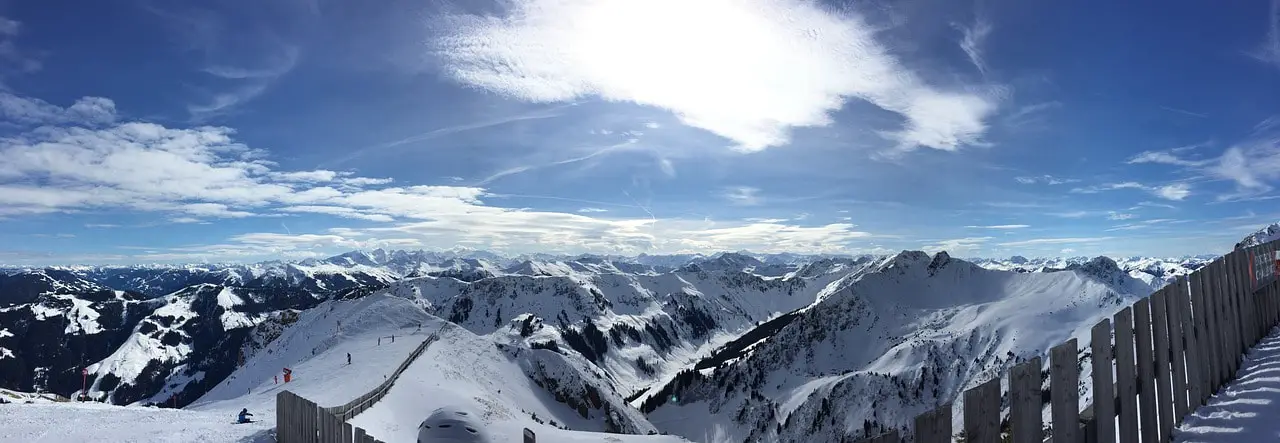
[276,324,449,443]
[858,237,1280,443]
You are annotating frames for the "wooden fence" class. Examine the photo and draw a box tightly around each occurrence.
[276,325,447,443]
[858,237,1280,443]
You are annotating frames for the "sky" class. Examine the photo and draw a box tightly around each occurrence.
[1,0,1279,266]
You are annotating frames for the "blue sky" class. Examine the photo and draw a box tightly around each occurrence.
[1,0,1280,265]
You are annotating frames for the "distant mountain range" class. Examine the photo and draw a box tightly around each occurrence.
[0,222,1275,442]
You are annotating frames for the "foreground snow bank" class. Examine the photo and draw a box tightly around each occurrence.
[0,401,272,442]
[1175,325,1280,442]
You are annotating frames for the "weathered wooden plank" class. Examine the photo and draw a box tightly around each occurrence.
[1228,253,1242,372]
[964,378,1001,443]
[1091,320,1116,443]
[343,422,353,443]
[354,427,366,443]
[1151,289,1175,440]
[913,404,952,443]
[1009,357,1043,443]
[1172,277,1196,417]
[1114,307,1139,443]
[1133,298,1158,443]
[1184,273,1207,407]
[276,391,290,443]
[1050,339,1079,443]
[1209,260,1228,387]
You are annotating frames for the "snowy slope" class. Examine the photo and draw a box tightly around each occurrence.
[643,251,1149,443]
[349,320,689,442]
[1236,221,1280,250]
[190,294,436,414]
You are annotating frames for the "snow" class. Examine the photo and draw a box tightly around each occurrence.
[189,294,435,415]
[0,328,12,338]
[0,402,273,442]
[1175,325,1280,442]
[349,322,689,442]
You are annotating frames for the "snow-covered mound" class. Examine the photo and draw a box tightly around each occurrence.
[642,251,1149,443]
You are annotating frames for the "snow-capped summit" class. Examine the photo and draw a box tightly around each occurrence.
[1238,221,1280,250]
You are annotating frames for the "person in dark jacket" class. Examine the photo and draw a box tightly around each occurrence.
[347,352,351,365]
[237,408,253,423]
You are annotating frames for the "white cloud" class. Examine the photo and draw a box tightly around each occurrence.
[954,16,992,75]
[1251,0,1279,69]
[270,170,340,183]
[1106,219,1178,231]
[1014,174,1077,185]
[1107,212,1137,221]
[0,89,899,262]
[965,224,1029,229]
[998,237,1112,247]
[1126,150,1209,166]
[429,0,999,153]
[180,203,254,218]
[577,207,608,213]
[1071,181,1192,201]
[923,236,991,255]
[1154,183,1191,201]
[720,186,762,206]
[0,93,116,126]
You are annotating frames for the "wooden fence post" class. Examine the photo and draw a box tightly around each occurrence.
[1050,339,1079,443]
[964,378,1001,443]
[1133,298,1158,443]
[1113,307,1139,443]
[1172,276,1196,417]
[1091,320,1115,443]
[1210,260,1228,388]
[1151,289,1175,440]
[1009,357,1043,443]
[914,404,953,443]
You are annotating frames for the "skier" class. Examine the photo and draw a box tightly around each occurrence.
[237,408,254,424]
[347,353,351,365]
[417,406,492,443]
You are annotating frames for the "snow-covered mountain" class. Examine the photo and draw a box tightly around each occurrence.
[970,255,1213,290]
[1238,222,1280,250]
[0,237,1264,442]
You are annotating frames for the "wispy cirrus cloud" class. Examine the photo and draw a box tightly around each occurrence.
[428,0,1001,154]
[1071,181,1192,201]
[0,16,43,77]
[997,237,1112,247]
[1123,120,1280,201]
[1014,174,1078,185]
[954,14,993,76]
[141,2,307,120]
[1250,0,1280,69]
[965,224,1029,229]
[720,186,762,206]
[923,236,991,255]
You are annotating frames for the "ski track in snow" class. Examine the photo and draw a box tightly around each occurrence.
[1175,326,1280,442]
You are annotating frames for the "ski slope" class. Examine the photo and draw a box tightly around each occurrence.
[1175,325,1280,442]
[190,294,438,416]
[348,322,690,442]
[0,401,274,442]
